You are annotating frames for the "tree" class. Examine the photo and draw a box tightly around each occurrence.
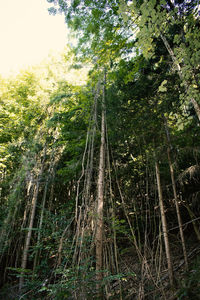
[96,70,106,292]
[1,1,200,298]
[120,0,200,120]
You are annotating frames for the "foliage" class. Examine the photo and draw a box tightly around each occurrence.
[177,257,200,300]
[0,1,200,299]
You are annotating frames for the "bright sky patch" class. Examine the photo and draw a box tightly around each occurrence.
[0,0,68,76]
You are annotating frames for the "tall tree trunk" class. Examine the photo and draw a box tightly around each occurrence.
[163,117,188,270]
[96,70,106,292]
[155,159,174,286]
[19,179,40,290]
[33,179,48,272]
[19,152,45,291]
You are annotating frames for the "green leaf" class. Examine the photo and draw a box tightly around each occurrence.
[158,80,167,92]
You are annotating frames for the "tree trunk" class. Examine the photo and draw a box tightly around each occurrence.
[19,151,46,291]
[155,159,174,286]
[33,179,48,272]
[96,70,106,292]
[19,180,40,290]
[163,117,188,270]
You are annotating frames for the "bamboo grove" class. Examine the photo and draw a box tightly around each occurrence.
[1,0,200,299]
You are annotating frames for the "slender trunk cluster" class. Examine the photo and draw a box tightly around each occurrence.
[19,151,46,290]
[19,178,40,290]
[164,117,188,270]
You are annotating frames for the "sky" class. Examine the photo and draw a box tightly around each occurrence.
[0,0,68,76]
